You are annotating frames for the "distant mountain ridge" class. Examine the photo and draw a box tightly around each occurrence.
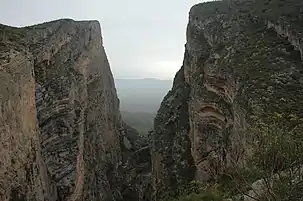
[121,111,155,135]
[115,78,173,134]
[115,78,173,113]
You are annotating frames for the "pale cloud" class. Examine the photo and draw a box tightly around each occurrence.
[0,0,208,79]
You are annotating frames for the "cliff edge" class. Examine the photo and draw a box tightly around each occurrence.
[152,0,303,200]
[0,19,149,201]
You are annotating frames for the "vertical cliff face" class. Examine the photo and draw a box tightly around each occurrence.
[29,19,124,201]
[0,19,145,201]
[0,50,39,201]
[152,0,303,200]
[151,67,195,200]
[0,25,56,201]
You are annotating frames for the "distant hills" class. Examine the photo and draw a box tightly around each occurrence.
[115,78,172,113]
[121,111,155,134]
[115,78,172,134]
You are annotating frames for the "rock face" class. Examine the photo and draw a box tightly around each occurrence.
[152,0,303,200]
[0,19,150,201]
[0,24,56,201]
[31,19,124,201]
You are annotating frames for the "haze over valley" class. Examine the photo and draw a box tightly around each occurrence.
[1,1,303,201]
[115,78,172,134]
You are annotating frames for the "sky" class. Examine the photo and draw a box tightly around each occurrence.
[0,0,207,80]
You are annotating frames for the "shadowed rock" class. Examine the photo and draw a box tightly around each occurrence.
[151,0,303,200]
[0,19,151,201]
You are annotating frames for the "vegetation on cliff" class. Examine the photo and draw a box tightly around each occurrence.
[152,0,303,200]
[170,114,303,201]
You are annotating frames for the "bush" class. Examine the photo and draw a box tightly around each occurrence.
[251,114,303,175]
[169,113,303,201]
[222,113,303,200]
[171,183,223,201]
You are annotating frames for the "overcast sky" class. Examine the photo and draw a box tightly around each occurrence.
[0,0,207,79]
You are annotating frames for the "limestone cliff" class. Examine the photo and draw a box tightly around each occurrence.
[0,19,148,201]
[30,19,124,201]
[152,0,303,200]
[0,24,56,201]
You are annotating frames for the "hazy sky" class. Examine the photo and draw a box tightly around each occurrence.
[0,0,207,79]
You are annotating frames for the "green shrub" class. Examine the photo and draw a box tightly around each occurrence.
[170,182,223,201]
[250,113,303,175]
[169,113,303,201]
[220,113,303,200]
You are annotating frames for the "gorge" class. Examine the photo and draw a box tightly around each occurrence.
[0,19,150,201]
[1,0,303,201]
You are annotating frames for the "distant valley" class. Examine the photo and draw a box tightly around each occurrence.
[115,78,172,134]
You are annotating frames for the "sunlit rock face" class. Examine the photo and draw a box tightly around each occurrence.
[151,0,303,200]
[0,19,151,201]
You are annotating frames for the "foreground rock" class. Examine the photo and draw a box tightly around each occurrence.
[152,0,303,200]
[0,19,151,201]
[0,23,57,201]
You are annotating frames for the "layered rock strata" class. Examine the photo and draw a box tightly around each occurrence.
[0,19,151,201]
[152,0,303,200]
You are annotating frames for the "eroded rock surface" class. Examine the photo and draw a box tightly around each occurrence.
[152,0,303,200]
[31,19,125,201]
[0,19,151,201]
[0,24,56,201]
